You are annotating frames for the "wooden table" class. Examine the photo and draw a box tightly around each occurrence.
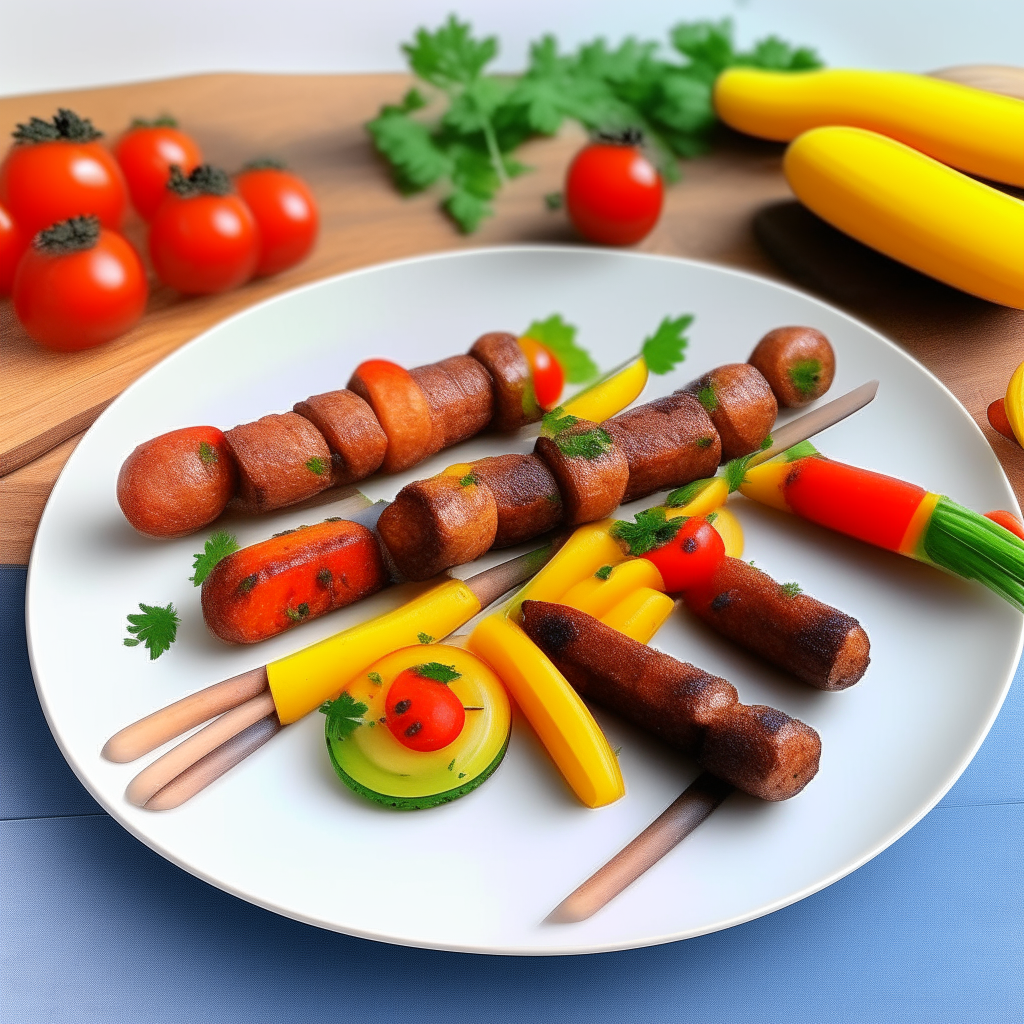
[2,72,1021,564]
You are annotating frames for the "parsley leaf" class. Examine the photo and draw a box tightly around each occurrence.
[611,507,683,556]
[320,691,368,742]
[642,314,692,375]
[780,581,803,598]
[522,314,598,384]
[190,531,240,586]
[696,383,718,413]
[594,564,614,580]
[413,662,462,684]
[124,602,180,660]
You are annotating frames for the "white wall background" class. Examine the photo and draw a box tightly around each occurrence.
[3,0,1022,97]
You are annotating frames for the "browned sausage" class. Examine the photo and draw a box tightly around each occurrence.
[534,418,629,526]
[117,426,238,538]
[470,454,564,547]
[679,364,777,462]
[202,519,388,644]
[604,393,721,502]
[293,389,388,485]
[410,354,495,454]
[225,413,333,514]
[468,331,541,432]
[347,359,435,473]
[683,557,870,691]
[521,600,821,801]
[748,326,836,408]
[376,471,499,581]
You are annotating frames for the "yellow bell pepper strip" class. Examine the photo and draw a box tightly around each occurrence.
[599,588,676,643]
[714,67,1024,188]
[663,476,730,519]
[468,615,625,808]
[560,557,666,618]
[1006,360,1024,448]
[739,442,1024,612]
[783,127,1024,309]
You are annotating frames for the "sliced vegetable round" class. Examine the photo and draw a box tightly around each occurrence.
[324,645,511,810]
[114,118,203,220]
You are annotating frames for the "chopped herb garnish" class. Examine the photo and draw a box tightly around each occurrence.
[594,564,614,580]
[696,436,713,449]
[198,441,218,465]
[705,511,718,524]
[237,573,258,594]
[317,568,332,587]
[123,602,179,660]
[725,453,757,492]
[320,691,368,741]
[285,603,310,621]
[368,671,383,685]
[544,191,563,210]
[789,359,822,396]
[641,314,692,375]
[305,456,329,476]
[190,530,240,586]
[544,492,562,504]
[522,314,597,383]
[459,473,478,487]
[448,758,456,771]
[696,383,718,413]
[611,507,683,556]
[413,662,462,684]
[555,426,613,460]
[760,434,774,451]
[780,581,803,598]
[540,406,578,438]
[417,632,434,644]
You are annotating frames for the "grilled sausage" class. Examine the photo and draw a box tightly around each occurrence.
[521,600,821,801]
[470,454,564,547]
[604,392,721,502]
[410,354,495,453]
[748,326,836,408]
[202,519,388,644]
[225,412,333,514]
[469,331,541,432]
[679,364,777,462]
[293,389,388,485]
[534,418,629,526]
[683,557,870,691]
[376,471,499,581]
[348,359,435,473]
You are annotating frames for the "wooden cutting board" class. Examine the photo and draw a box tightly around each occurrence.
[1,71,1021,564]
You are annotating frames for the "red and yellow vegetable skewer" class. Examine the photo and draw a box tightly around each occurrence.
[739,441,1024,611]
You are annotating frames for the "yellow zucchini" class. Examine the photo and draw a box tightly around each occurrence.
[714,67,1024,187]
[783,127,1024,309]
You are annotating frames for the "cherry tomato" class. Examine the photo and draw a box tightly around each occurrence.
[0,200,29,296]
[518,335,565,410]
[234,163,319,276]
[565,132,664,246]
[13,216,147,351]
[149,165,258,294]
[114,118,203,221]
[642,516,726,593]
[987,398,1018,444]
[385,666,466,752]
[0,109,128,239]
[985,510,1024,541]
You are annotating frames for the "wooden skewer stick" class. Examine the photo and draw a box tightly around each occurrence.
[546,774,734,924]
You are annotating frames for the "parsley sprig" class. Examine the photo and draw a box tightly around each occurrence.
[611,507,684,556]
[320,692,369,742]
[368,17,822,231]
[190,531,240,586]
[123,603,180,660]
[523,314,598,384]
[413,662,462,684]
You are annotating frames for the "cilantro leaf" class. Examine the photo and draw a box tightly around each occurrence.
[190,530,240,586]
[413,662,462,684]
[124,603,180,660]
[522,314,598,384]
[611,508,683,556]
[320,691,368,742]
[642,315,692,374]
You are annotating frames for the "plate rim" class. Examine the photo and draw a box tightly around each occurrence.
[25,244,1024,955]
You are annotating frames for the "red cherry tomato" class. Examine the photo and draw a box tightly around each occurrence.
[149,166,258,295]
[114,121,203,221]
[13,217,147,351]
[385,666,466,752]
[0,111,128,239]
[233,164,319,276]
[565,135,664,246]
[642,516,726,593]
[518,335,565,410]
[0,200,29,296]
[987,398,1018,444]
[985,509,1024,541]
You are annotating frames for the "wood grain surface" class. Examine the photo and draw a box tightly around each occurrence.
[1,71,1021,563]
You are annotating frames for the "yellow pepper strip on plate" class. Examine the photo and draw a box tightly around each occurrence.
[560,355,648,422]
[714,67,1024,187]
[598,588,676,643]
[782,126,1024,309]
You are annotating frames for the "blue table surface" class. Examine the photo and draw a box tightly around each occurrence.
[2,565,1021,1023]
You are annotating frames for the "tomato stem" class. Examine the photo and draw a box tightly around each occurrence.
[166,163,232,198]
[33,215,99,254]
[13,108,102,143]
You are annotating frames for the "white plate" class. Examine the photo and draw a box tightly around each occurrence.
[27,247,1022,955]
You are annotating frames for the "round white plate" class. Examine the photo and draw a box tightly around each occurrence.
[27,247,1022,955]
